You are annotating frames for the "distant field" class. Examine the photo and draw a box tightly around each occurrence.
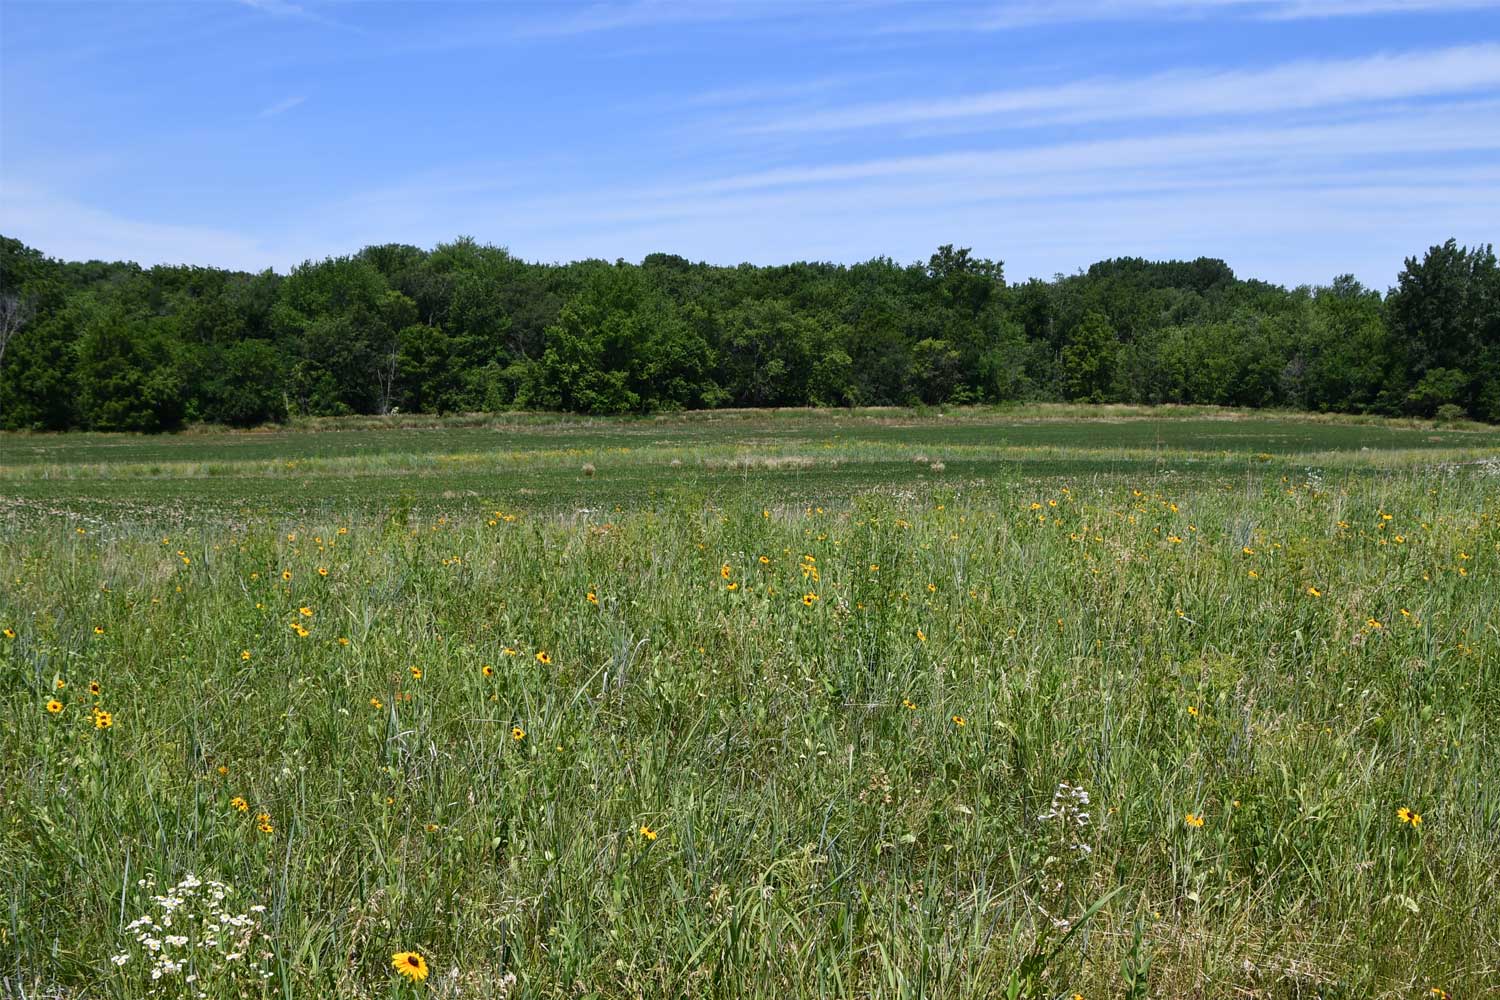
[3,405,1497,521]
[2,406,1497,999]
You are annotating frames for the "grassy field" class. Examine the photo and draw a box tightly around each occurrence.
[2,405,1497,999]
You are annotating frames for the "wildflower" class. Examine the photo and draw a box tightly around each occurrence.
[93,709,114,730]
[337,527,348,535]
[639,824,658,841]
[721,563,732,579]
[46,699,63,714]
[298,606,313,617]
[281,570,292,582]
[424,823,440,832]
[317,567,328,577]
[511,726,526,741]
[916,629,927,642]
[338,637,350,646]
[869,564,879,572]
[951,715,966,727]
[535,650,551,665]
[1248,570,1259,579]
[88,680,101,696]
[758,555,770,565]
[2,627,14,639]
[1184,813,1204,828]
[230,797,249,813]
[1396,806,1423,827]
[1242,547,1255,555]
[94,625,105,634]
[241,650,251,661]
[258,821,274,834]
[482,664,495,678]
[587,591,598,605]
[409,666,422,680]
[902,699,917,710]
[55,678,66,690]
[1186,705,1199,717]
[391,951,429,983]
[1307,587,1322,598]
[503,647,517,656]
[801,592,818,606]
[370,697,383,710]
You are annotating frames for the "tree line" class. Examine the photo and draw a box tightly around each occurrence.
[0,234,1496,431]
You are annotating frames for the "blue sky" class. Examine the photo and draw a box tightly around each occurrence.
[3,1,1498,287]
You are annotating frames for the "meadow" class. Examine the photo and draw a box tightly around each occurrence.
[2,405,1497,999]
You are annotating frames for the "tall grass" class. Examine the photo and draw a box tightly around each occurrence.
[2,458,1496,997]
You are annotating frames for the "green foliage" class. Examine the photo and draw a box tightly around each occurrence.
[1,233,1497,428]
[1061,310,1118,402]
[75,309,186,431]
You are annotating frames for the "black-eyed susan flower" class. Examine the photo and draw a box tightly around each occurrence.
[93,625,105,635]
[370,697,383,710]
[93,709,113,730]
[511,726,525,741]
[317,567,328,577]
[535,650,551,665]
[258,820,274,834]
[88,680,101,697]
[482,664,495,678]
[587,591,598,605]
[391,951,429,982]
[298,606,313,617]
[409,666,422,680]
[916,629,927,643]
[1396,806,1423,827]
[230,796,249,813]
[1184,813,1205,828]
[951,715,966,727]
[2,627,15,639]
[281,570,292,582]
[241,649,252,661]
[639,824,658,841]
[801,592,818,607]
[54,678,66,690]
[46,699,63,714]
[902,699,917,710]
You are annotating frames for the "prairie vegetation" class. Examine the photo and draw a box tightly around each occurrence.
[2,407,1497,998]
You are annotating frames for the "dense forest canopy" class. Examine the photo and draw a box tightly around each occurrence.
[0,234,1496,430]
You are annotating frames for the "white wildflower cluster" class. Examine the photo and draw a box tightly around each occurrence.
[1035,781,1096,932]
[1037,781,1093,855]
[111,873,273,997]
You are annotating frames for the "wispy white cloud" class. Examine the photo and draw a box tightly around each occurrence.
[883,0,1500,32]
[237,0,307,18]
[0,181,288,271]
[256,95,306,119]
[744,44,1500,134]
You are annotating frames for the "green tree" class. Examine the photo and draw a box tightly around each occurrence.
[1060,311,1118,402]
